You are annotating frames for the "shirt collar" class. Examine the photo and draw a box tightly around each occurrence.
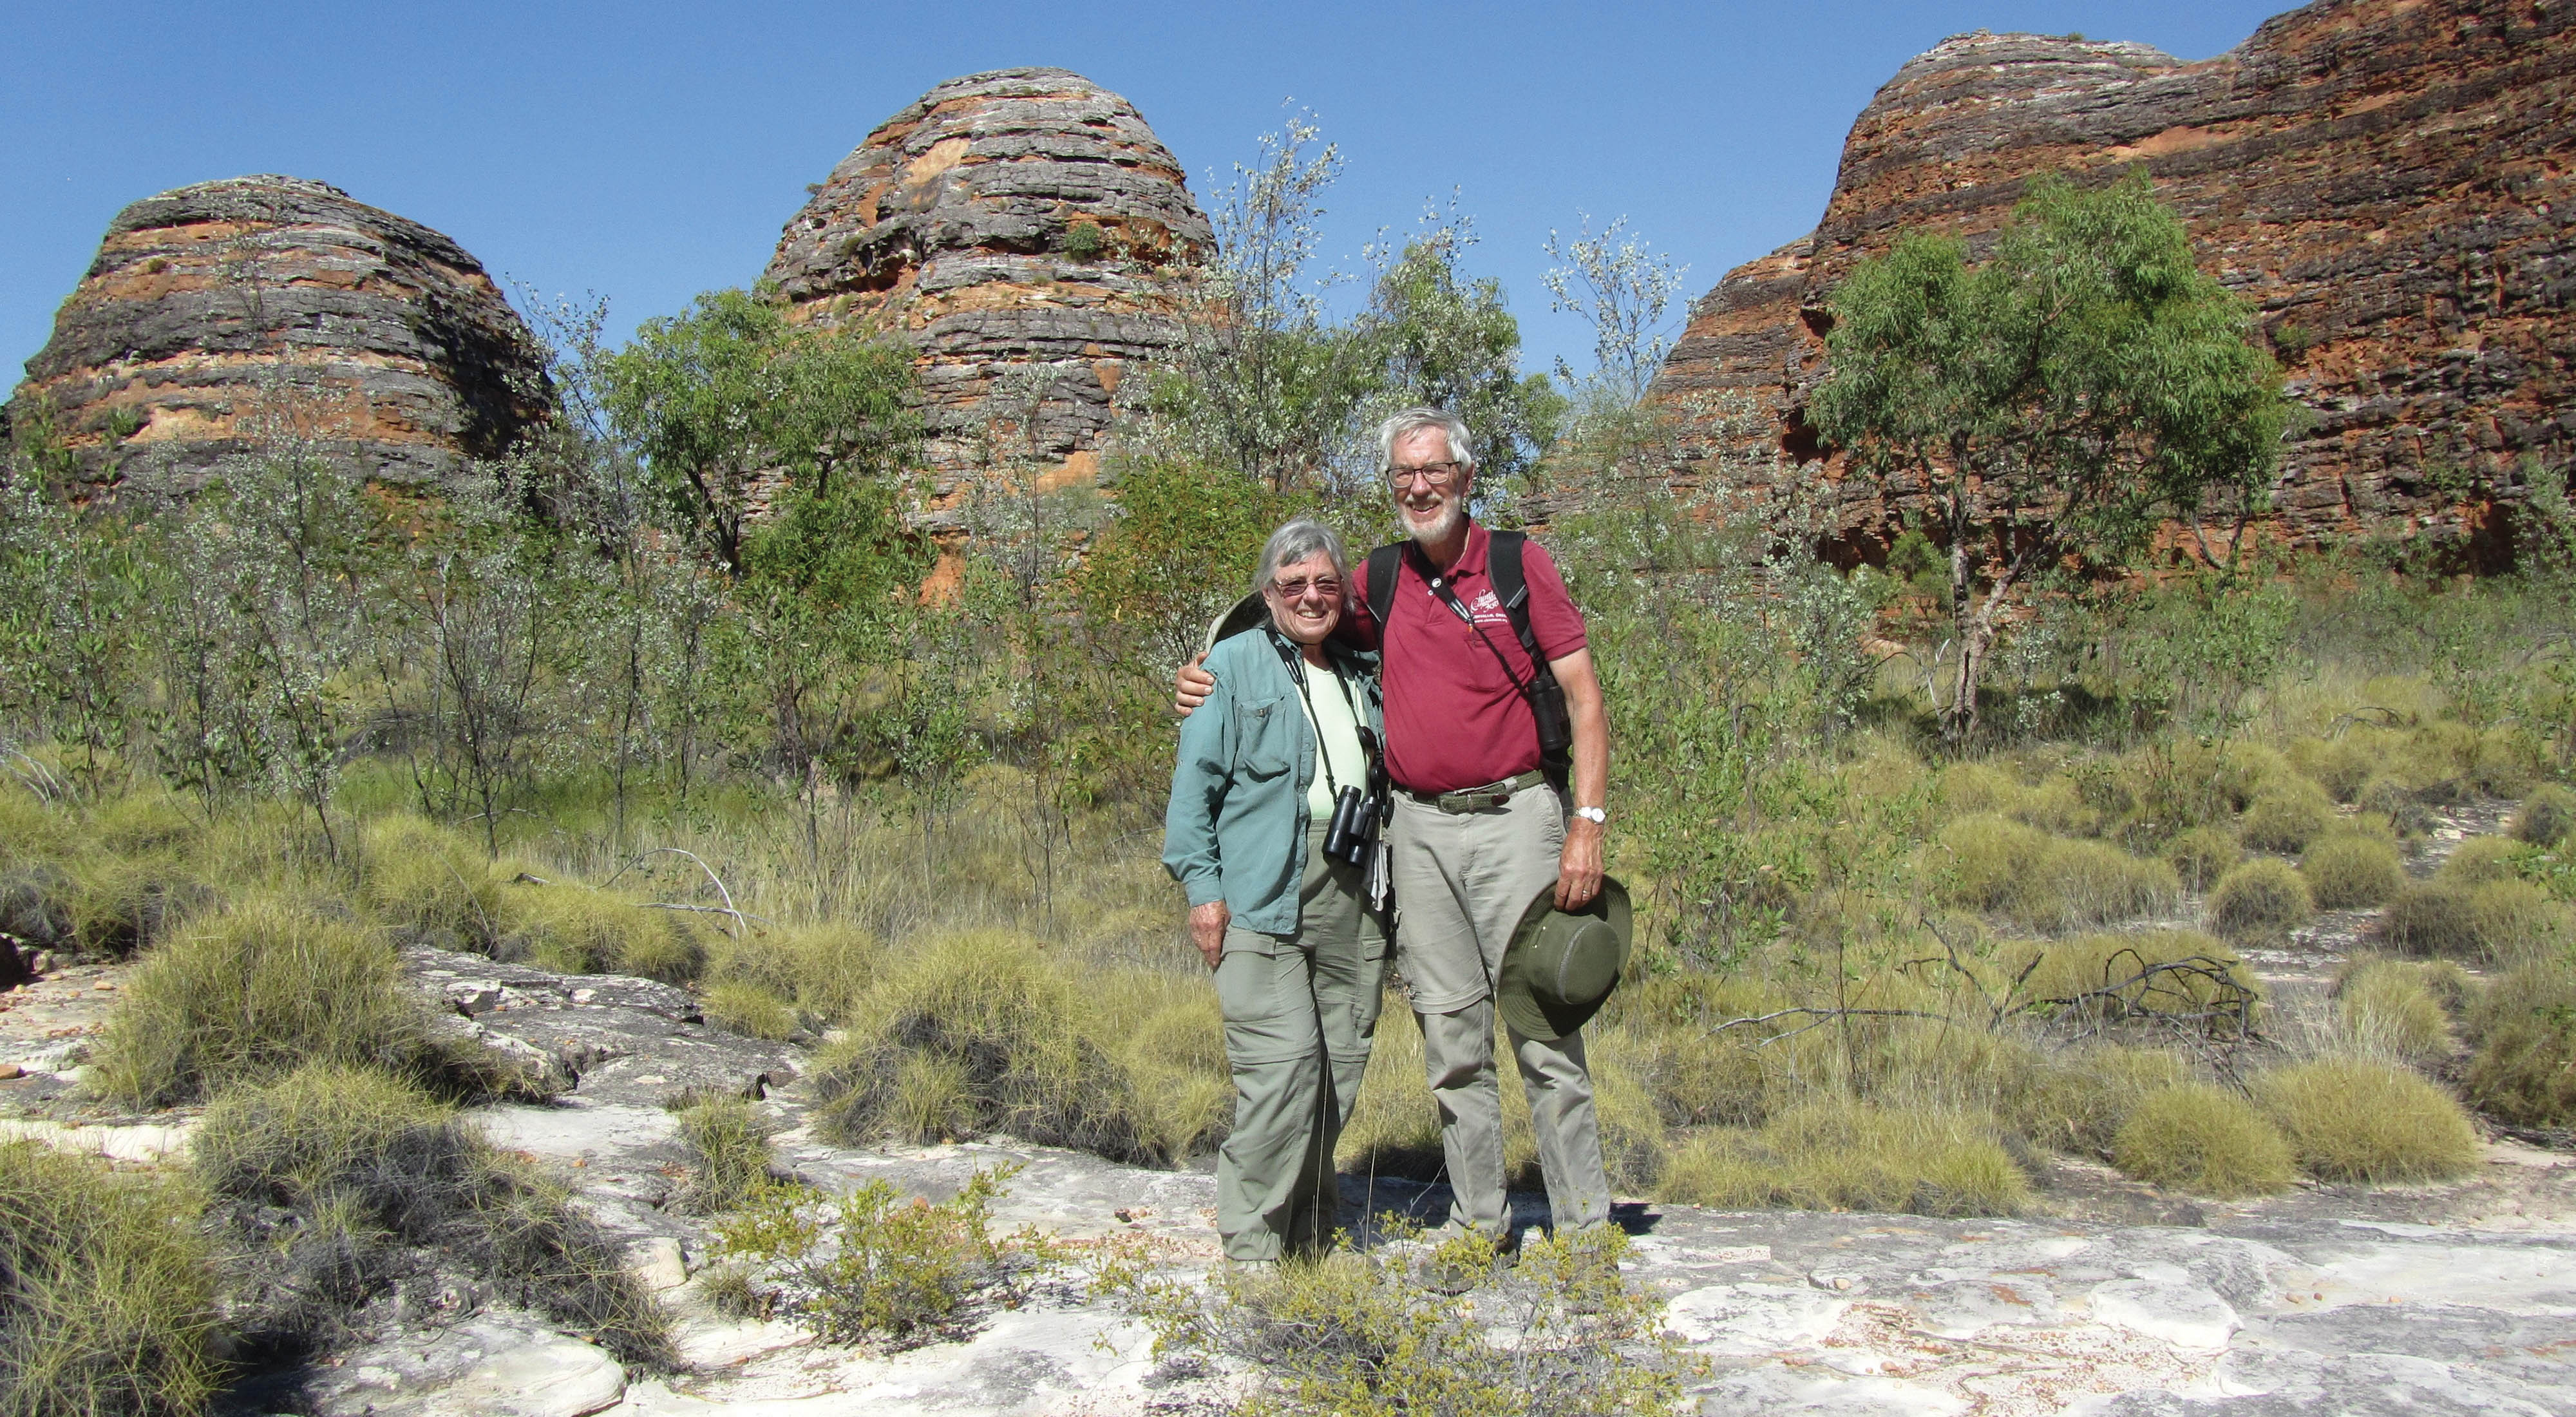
[1416,520,1488,584]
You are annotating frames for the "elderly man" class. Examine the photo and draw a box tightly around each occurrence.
[1178,407,1613,1242]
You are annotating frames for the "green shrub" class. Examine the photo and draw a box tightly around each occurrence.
[2511,785,2576,846]
[2206,859,2313,944]
[2358,775,2436,838]
[2007,1044,2188,1155]
[88,895,497,1108]
[2240,781,2334,855]
[2334,960,2452,1063]
[2302,835,2405,909]
[2256,1058,2479,1184]
[1656,1099,2029,1217]
[2164,826,2241,893]
[2110,1083,2297,1196]
[674,1096,774,1213]
[2463,958,2576,1126]
[194,1063,670,1364]
[708,1165,1055,1346]
[811,931,1159,1163]
[0,1140,223,1417]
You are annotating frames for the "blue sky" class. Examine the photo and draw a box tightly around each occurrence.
[3,1,2289,385]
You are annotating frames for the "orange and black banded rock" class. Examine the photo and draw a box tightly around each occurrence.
[763,67,1211,527]
[1643,0,2575,569]
[6,175,547,492]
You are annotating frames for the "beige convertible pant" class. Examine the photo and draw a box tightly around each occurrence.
[1389,781,1610,1237]
[1214,821,1388,1260]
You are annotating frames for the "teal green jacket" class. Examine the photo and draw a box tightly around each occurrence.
[1162,628,1383,935]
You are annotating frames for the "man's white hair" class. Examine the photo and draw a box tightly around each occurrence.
[1376,408,1475,476]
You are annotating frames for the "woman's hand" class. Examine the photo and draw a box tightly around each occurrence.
[1189,900,1230,968]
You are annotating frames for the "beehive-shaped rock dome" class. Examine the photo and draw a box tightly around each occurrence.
[763,67,1212,515]
[6,175,549,492]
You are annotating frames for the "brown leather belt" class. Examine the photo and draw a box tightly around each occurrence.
[1397,769,1549,814]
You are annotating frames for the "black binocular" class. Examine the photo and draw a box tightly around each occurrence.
[1323,783,1383,868]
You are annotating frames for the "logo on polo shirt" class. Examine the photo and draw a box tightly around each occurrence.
[1468,589,1508,624]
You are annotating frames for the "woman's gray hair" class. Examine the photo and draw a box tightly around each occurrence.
[1253,517,1352,598]
[1375,407,1475,475]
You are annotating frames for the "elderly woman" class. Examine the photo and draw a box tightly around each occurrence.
[1163,517,1388,1263]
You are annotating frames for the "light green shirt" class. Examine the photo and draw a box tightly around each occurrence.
[1297,656,1368,819]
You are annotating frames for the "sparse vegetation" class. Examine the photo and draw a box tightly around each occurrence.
[2111,1083,2297,1197]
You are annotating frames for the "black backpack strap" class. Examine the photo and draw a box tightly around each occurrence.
[1365,544,1403,634]
[1485,531,1558,687]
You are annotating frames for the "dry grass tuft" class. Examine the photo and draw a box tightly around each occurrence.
[1938,815,2176,931]
[500,882,705,983]
[2110,1083,2297,1197]
[2301,835,2405,909]
[2164,826,2241,893]
[88,893,498,1108]
[2438,836,2523,888]
[2511,785,2576,846]
[674,1096,775,1213]
[2005,1044,2189,1156]
[703,980,799,1041]
[2463,956,2576,1127]
[2379,882,2481,958]
[2206,859,2314,944]
[706,923,878,1026]
[2358,776,2436,839]
[2333,960,2454,1064]
[0,1139,223,1417]
[2240,780,2336,855]
[2255,1057,2479,1183]
[2003,931,2256,1022]
[1657,1098,2028,1216]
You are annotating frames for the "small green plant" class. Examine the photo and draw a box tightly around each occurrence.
[2463,956,2576,1126]
[673,1095,775,1213]
[2512,785,2576,846]
[2256,1058,2478,1183]
[0,1139,223,1417]
[1096,1222,1696,1416]
[2111,1083,2297,1196]
[2302,834,2404,909]
[1061,221,1109,261]
[2334,959,2452,1063]
[706,1164,1057,1347]
[2206,858,2313,944]
[88,893,503,1108]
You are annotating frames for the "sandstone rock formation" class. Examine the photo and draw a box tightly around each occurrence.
[1646,0,2575,569]
[762,68,1213,531]
[6,175,548,493]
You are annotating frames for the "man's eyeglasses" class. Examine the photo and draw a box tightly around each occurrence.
[1268,576,1343,601]
[1388,462,1463,488]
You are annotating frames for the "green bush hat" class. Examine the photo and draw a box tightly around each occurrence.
[1496,875,1633,1042]
[1202,593,1269,656]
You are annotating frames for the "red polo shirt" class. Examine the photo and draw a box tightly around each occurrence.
[1348,522,1587,794]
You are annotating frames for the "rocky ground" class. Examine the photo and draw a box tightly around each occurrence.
[3,802,2570,1416]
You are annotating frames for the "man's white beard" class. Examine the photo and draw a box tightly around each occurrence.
[1404,498,1464,546]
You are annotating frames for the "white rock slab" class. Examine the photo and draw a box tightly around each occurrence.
[2088,1277,2239,1351]
[417,1333,626,1417]
[1663,1283,1849,1351]
[0,1116,193,1162]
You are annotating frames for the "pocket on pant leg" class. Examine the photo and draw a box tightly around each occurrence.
[1216,932,1288,1024]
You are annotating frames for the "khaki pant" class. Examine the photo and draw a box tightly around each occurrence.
[1215,821,1388,1260]
[1389,782,1609,1235]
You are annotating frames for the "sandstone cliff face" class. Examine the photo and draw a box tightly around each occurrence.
[7,175,548,492]
[762,67,1212,527]
[1647,0,2575,567]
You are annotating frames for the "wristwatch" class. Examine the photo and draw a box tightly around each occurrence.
[1573,806,1607,826]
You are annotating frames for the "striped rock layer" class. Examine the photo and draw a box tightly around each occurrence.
[6,175,547,492]
[762,67,1212,528]
[1643,0,2575,569]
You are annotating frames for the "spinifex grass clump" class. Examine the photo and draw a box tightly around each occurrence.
[0,1139,223,1417]
[1095,1224,1693,1417]
[2511,785,2576,846]
[1658,1098,2028,1216]
[2164,826,2242,893]
[704,922,880,1033]
[1938,815,2177,931]
[88,893,506,1108]
[2301,834,2405,909]
[2464,956,2576,1126]
[2003,931,2257,1025]
[2005,1044,2188,1156]
[706,1164,1056,1347]
[2334,959,2454,1064]
[811,931,1163,1164]
[2255,1058,2478,1184]
[2239,780,2334,855]
[673,1095,775,1213]
[2111,1083,2296,1197]
[2206,858,2313,944]
[498,880,705,984]
[193,1063,670,1365]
